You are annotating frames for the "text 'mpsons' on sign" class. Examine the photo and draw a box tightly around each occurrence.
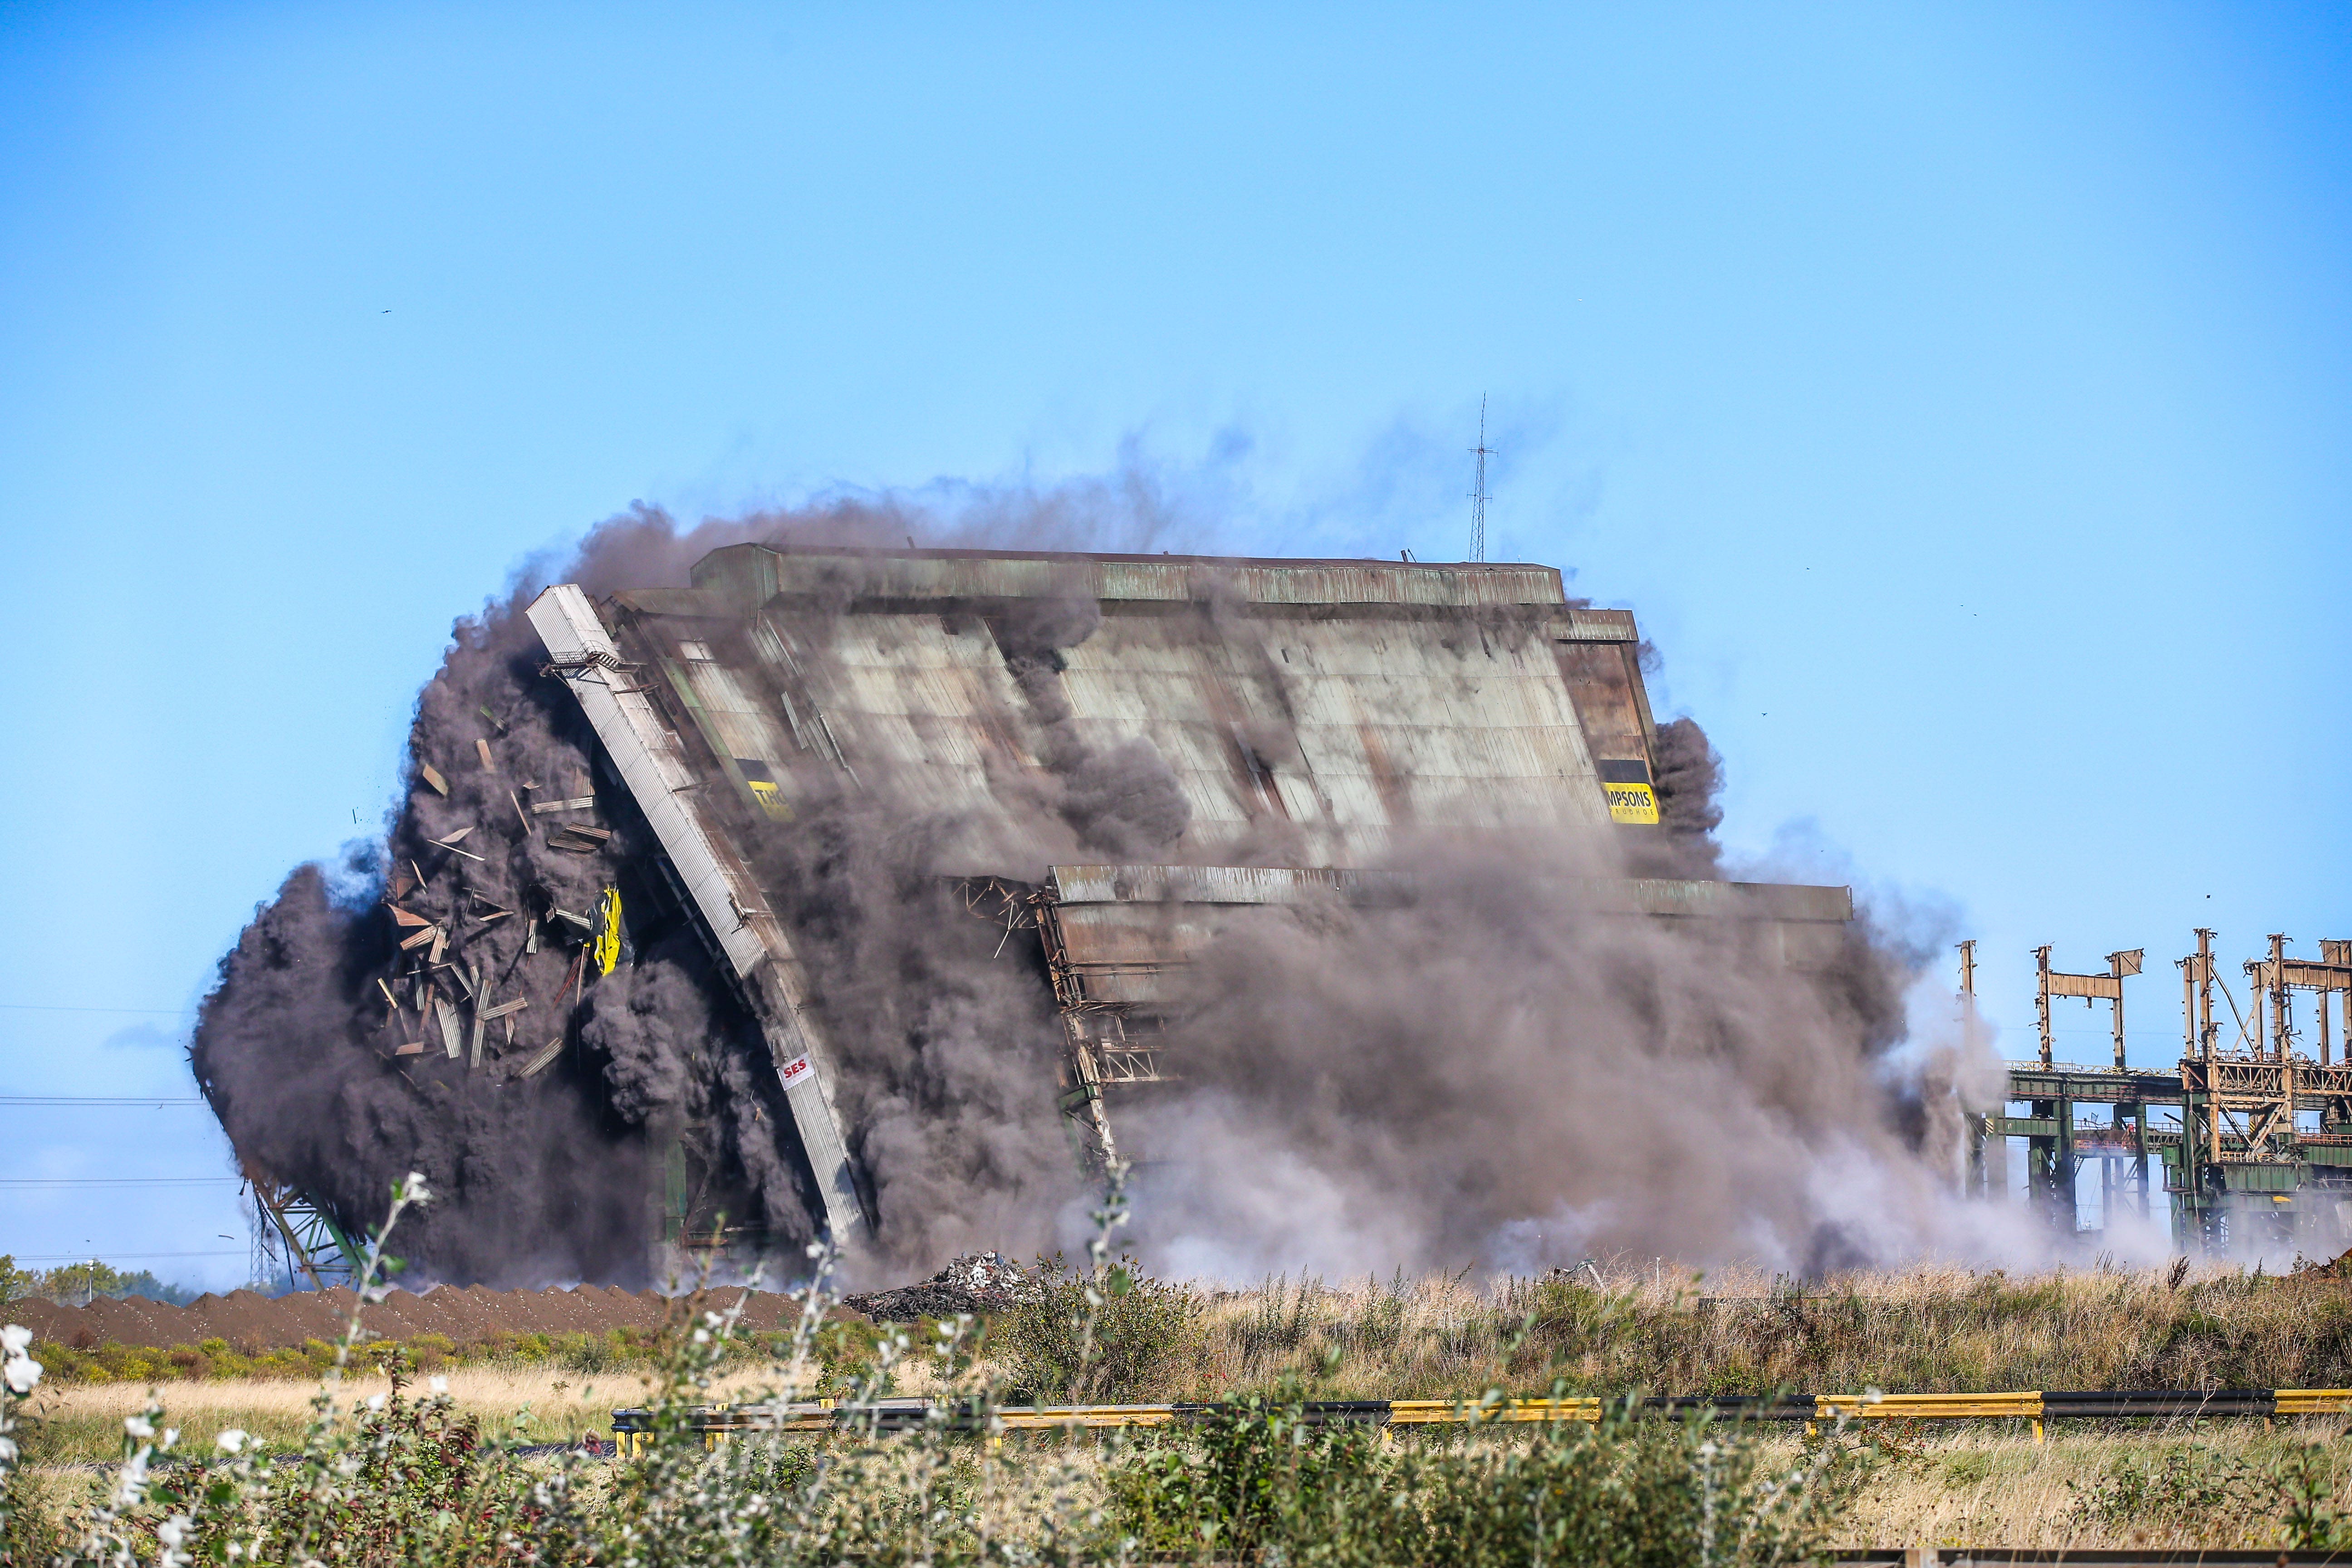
[1597,759,1660,826]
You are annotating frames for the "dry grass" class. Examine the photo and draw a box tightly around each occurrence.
[14,1364,650,1463]
[1158,1258,2352,1401]
[11,1347,980,1467]
[1833,1419,2352,1552]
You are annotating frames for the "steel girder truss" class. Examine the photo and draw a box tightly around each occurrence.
[247,1167,366,1291]
[2183,1057,2352,1165]
[961,876,1173,1175]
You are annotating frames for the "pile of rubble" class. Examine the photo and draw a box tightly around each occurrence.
[842,1252,1037,1323]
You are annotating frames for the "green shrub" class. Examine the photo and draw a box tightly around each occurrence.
[995,1254,1201,1402]
[1107,1387,1393,1559]
[1104,1388,1869,1567]
[2277,1441,2352,1550]
[2071,1442,2267,1532]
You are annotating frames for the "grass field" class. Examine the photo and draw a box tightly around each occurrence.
[1169,1259,2352,1401]
[10,1258,2352,1557]
[20,1255,2352,1398]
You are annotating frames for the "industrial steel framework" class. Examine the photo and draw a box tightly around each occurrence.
[1974,929,2352,1251]
[246,1165,366,1291]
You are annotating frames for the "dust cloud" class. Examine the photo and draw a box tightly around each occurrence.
[1119,833,2004,1281]
[191,484,2018,1289]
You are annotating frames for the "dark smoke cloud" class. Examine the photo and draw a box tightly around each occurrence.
[1652,716,1725,846]
[734,793,1080,1270]
[1056,740,1193,858]
[191,478,2013,1288]
[190,489,1152,1283]
[191,582,695,1282]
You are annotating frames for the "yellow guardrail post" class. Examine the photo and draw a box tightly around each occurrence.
[994,1404,1182,1431]
[1386,1397,1602,1428]
[1815,1392,2044,1444]
[2274,1389,2352,1417]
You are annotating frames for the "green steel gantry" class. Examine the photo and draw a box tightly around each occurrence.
[1968,929,2352,1252]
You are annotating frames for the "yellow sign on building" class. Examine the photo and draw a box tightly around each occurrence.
[593,887,623,977]
[1597,759,1660,826]
[735,757,791,820]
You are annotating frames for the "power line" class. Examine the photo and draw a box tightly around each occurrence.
[0,1095,206,1107]
[0,1004,193,1015]
[0,1178,237,1187]
[6,1250,246,1262]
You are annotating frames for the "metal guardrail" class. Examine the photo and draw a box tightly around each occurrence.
[609,1388,2352,1455]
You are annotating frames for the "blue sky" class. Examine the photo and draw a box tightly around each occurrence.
[3,3,2347,1287]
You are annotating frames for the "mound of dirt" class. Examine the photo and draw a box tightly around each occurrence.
[2290,1247,2352,1283]
[0,1282,847,1357]
[842,1252,1037,1323]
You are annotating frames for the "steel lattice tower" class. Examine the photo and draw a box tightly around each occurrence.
[1469,394,1493,563]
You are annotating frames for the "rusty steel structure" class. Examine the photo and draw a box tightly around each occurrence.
[1979,929,2352,1252]
[525,545,1858,1249]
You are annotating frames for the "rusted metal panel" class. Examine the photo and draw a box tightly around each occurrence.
[2045,972,2125,1000]
[1045,865,1851,925]
[608,587,732,619]
[1554,608,1637,642]
[1049,911,1211,965]
[1552,638,1655,820]
[1034,866,1857,1013]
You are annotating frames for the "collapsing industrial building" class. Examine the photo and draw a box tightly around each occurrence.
[530,545,1857,1249]
[196,529,1920,1288]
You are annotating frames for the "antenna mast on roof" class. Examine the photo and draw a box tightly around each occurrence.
[1469,394,1493,563]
